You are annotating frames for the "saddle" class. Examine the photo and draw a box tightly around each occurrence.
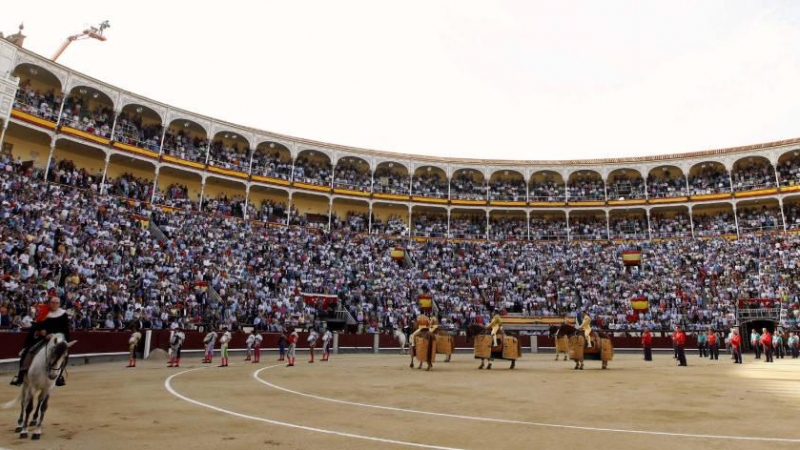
[20,339,49,369]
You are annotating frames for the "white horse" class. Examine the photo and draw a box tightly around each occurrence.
[3,333,76,440]
[393,329,409,354]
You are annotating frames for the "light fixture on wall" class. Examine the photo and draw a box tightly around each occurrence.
[79,88,87,95]
[136,107,143,114]
[269,143,275,149]
[29,68,38,76]
[184,122,190,128]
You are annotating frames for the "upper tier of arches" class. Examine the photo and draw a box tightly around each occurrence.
[4,42,800,209]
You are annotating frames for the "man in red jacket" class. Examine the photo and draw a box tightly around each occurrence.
[707,329,719,360]
[641,328,653,361]
[673,325,687,366]
[761,328,774,363]
[729,328,742,364]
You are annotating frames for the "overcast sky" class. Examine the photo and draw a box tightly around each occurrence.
[4,1,800,161]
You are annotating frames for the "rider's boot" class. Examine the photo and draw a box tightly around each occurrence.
[9,369,26,386]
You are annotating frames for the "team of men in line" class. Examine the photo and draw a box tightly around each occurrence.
[126,326,334,368]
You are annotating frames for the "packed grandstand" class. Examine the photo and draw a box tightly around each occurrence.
[1,39,800,337]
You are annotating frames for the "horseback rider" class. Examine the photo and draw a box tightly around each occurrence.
[580,312,593,347]
[11,297,71,387]
[488,313,502,347]
[409,314,431,347]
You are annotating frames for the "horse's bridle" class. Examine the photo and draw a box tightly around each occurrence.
[45,339,65,379]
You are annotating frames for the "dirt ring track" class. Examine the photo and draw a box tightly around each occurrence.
[2,353,799,450]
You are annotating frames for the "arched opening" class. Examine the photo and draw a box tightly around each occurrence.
[777,149,800,188]
[412,166,448,199]
[567,170,605,202]
[61,86,115,139]
[3,122,54,169]
[373,162,410,195]
[334,156,372,192]
[737,199,783,234]
[569,210,608,241]
[371,203,408,237]
[607,168,645,201]
[209,131,251,175]
[251,142,292,181]
[647,165,687,199]
[530,211,567,241]
[48,138,105,188]
[411,206,447,238]
[732,156,776,192]
[163,119,209,166]
[450,168,487,201]
[202,177,247,218]
[294,150,332,187]
[785,196,800,231]
[104,154,156,202]
[650,206,691,239]
[489,210,526,241]
[153,166,202,211]
[688,161,730,196]
[114,104,164,152]
[692,203,736,237]
[529,171,565,202]
[609,209,647,240]
[290,192,330,229]
[489,170,526,202]
[248,185,289,224]
[12,63,62,122]
[331,198,369,232]
[450,208,486,240]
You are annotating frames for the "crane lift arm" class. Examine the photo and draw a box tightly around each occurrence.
[51,20,110,62]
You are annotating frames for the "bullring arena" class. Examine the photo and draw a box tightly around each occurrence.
[3,8,800,450]
[3,348,800,450]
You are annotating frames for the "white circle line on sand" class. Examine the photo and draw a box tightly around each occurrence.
[253,366,800,443]
[164,367,466,450]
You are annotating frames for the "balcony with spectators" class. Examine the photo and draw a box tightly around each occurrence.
[450,169,487,201]
[293,151,332,187]
[737,201,783,233]
[208,132,251,176]
[489,170,526,202]
[688,162,731,196]
[112,105,163,153]
[609,211,648,240]
[785,201,800,230]
[46,158,100,190]
[371,214,407,236]
[59,87,114,139]
[692,206,737,237]
[11,64,63,123]
[334,157,372,192]
[105,173,153,202]
[606,169,646,201]
[248,198,288,224]
[529,171,566,202]
[731,156,777,192]
[777,150,800,188]
[332,211,369,233]
[569,212,608,240]
[647,166,688,199]
[530,213,567,240]
[373,162,410,196]
[649,209,692,239]
[412,166,448,199]
[489,213,527,241]
[450,211,487,240]
[567,171,605,202]
[202,192,246,218]
[412,208,448,238]
[251,142,293,182]
[152,182,197,211]
[162,120,209,166]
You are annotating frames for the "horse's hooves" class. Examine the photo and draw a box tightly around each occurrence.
[409,363,413,368]
[602,366,608,370]
[579,367,584,370]
[31,434,41,440]
[487,365,492,370]
[14,427,22,433]
[19,432,28,439]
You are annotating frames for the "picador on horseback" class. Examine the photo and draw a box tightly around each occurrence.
[10,297,71,387]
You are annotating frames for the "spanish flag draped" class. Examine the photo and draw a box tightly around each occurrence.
[622,249,642,266]
[630,297,649,312]
[418,294,432,310]
[390,247,405,261]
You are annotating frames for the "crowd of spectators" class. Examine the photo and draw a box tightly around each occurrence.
[647,171,688,199]
[732,162,777,191]
[13,81,61,122]
[104,173,153,203]
[609,216,648,240]
[567,176,605,201]
[412,171,448,198]
[530,217,567,240]
[693,211,737,237]
[689,166,731,196]
[112,113,162,152]
[333,159,372,192]
[650,213,692,239]
[777,155,800,187]
[530,179,566,202]
[373,166,410,195]
[737,206,782,233]
[3,152,800,339]
[569,215,609,240]
[162,129,208,164]
[490,177,527,202]
[450,173,486,201]
[489,216,526,241]
[59,95,113,139]
[251,149,293,181]
[293,156,332,186]
[450,213,486,240]
[412,211,448,238]
[607,175,646,200]
[207,141,251,173]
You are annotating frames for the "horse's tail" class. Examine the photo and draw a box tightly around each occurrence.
[2,388,22,410]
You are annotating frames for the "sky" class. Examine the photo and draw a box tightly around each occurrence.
[4,1,800,161]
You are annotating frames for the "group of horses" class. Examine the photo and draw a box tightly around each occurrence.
[396,323,614,371]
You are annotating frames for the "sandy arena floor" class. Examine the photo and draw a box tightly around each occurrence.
[0,351,798,450]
